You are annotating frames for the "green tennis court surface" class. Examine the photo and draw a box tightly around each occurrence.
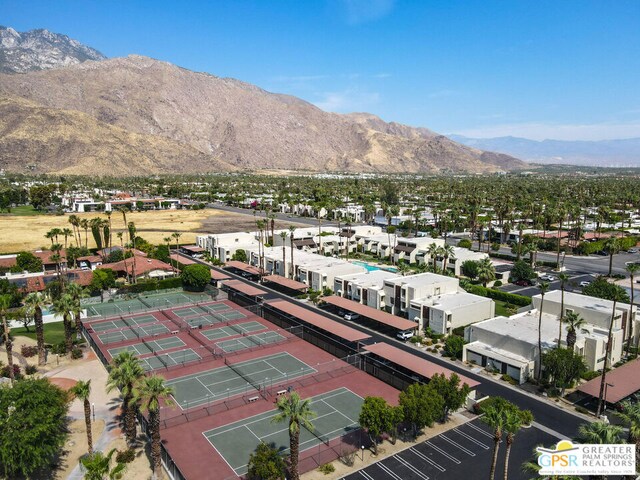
[108,336,186,357]
[200,303,231,313]
[89,314,158,332]
[204,388,363,476]
[184,315,224,328]
[200,321,266,341]
[167,352,315,409]
[215,331,285,353]
[98,323,170,344]
[139,348,201,371]
[84,291,214,317]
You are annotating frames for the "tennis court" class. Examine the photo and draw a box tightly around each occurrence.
[89,314,158,332]
[139,348,201,371]
[84,291,214,317]
[215,331,286,353]
[167,352,316,409]
[98,323,170,344]
[183,314,225,328]
[204,388,363,476]
[108,336,186,357]
[200,321,267,341]
[200,303,232,313]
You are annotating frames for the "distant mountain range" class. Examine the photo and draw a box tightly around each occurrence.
[449,134,640,167]
[0,26,106,73]
[0,27,525,176]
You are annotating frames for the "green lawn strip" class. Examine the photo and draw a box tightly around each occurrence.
[11,321,75,346]
[0,205,45,216]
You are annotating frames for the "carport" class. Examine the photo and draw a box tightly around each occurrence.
[321,295,417,337]
[577,357,640,407]
[223,260,262,280]
[261,274,309,296]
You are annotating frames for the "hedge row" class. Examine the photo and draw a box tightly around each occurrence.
[462,283,532,307]
[117,277,183,294]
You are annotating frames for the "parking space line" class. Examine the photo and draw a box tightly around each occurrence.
[453,428,490,449]
[377,462,404,480]
[440,435,476,456]
[467,422,494,439]
[407,447,445,472]
[358,470,375,480]
[424,441,461,464]
[395,455,429,479]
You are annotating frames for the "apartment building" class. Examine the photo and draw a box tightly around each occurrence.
[333,270,401,310]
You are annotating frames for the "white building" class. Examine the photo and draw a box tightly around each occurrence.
[196,232,258,263]
[463,307,624,383]
[438,247,488,276]
[333,270,401,310]
[394,237,444,265]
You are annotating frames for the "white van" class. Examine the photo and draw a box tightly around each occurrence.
[396,329,415,341]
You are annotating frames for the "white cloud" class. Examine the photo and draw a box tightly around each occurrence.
[313,89,380,112]
[340,0,395,25]
[454,122,640,141]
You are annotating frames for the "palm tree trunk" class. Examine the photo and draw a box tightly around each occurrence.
[290,425,300,480]
[627,276,635,356]
[64,313,74,356]
[122,391,137,446]
[150,409,162,479]
[558,287,565,348]
[537,306,543,380]
[503,437,513,480]
[596,298,618,417]
[2,315,15,384]
[35,306,45,366]
[489,435,501,480]
[84,398,93,454]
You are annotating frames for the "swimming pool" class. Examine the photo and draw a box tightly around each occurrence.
[352,261,398,273]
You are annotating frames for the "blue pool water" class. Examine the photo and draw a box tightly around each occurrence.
[352,261,398,273]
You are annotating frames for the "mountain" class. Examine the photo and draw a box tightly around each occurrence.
[0,96,235,175]
[0,53,525,174]
[0,26,106,74]
[449,134,640,167]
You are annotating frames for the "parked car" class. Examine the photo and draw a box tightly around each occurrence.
[580,281,591,287]
[627,248,638,253]
[539,274,556,282]
[514,280,533,286]
[344,313,360,321]
[396,329,415,341]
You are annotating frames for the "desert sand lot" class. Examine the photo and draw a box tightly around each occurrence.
[0,208,307,253]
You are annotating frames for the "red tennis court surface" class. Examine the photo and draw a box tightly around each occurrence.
[82,299,399,479]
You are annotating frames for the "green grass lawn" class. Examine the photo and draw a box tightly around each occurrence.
[494,299,518,317]
[0,205,45,216]
[12,321,67,345]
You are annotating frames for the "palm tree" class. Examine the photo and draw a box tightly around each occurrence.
[577,420,623,444]
[132,375,174,479]
[279,231,288,277]
[288,226,296,280]
[477,258,496,287]
[557,272,570,348]
[536,282,550,380]
[427,242,439,271]
[565,312,586,351]
[164,236,174,273]
[615,401,640,479]
[68,214,81,246]
[61,228,73,249]
[482,404,506,480]
[106,352,145,446]
[344,221,352,259]
[66,282,86,331]
[80,218,90,249]
[625,263,639,356]
[24,292,47,366]
[0,294,15,384]
[272,392,316,480]
[105,211,113,249]
[502,409,523,480]
[597,289,625,417]
[604,237,620,277]
[441,244,456,273]
[52,293,75,356]
[80,448,127,480]
[71,380,93,453]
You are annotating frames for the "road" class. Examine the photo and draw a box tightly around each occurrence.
[184,253,586,439]
[207,202,336,227]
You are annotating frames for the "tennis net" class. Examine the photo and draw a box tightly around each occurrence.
[224,358,264,397]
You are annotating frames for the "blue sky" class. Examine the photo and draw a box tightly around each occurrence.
[2,0,639,140]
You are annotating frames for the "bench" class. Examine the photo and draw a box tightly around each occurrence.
[248,396,259,403]
[171,330,179,335]
[276,390,287,396]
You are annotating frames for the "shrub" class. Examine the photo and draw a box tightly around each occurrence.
[51,342,67,355]
[181,264,211,292]
[520,409,534,426]
[581,370,600,381]
[409,335,424,344]
[318,463,335,475]
[21,345,38,358]
[493,280,502,287]
[443,335,465,359]
[25,365,38,375]
[490,242,501,251]
[1,364,21,379]
[71,348,83,360]
[461,283,531,307]
[458,239,472,249]
[501,373,518,385]
[115,448,136,464]
[575,406,590,415]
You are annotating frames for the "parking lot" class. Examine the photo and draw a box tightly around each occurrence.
[342,419,558,480]
[500,273,596,298]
